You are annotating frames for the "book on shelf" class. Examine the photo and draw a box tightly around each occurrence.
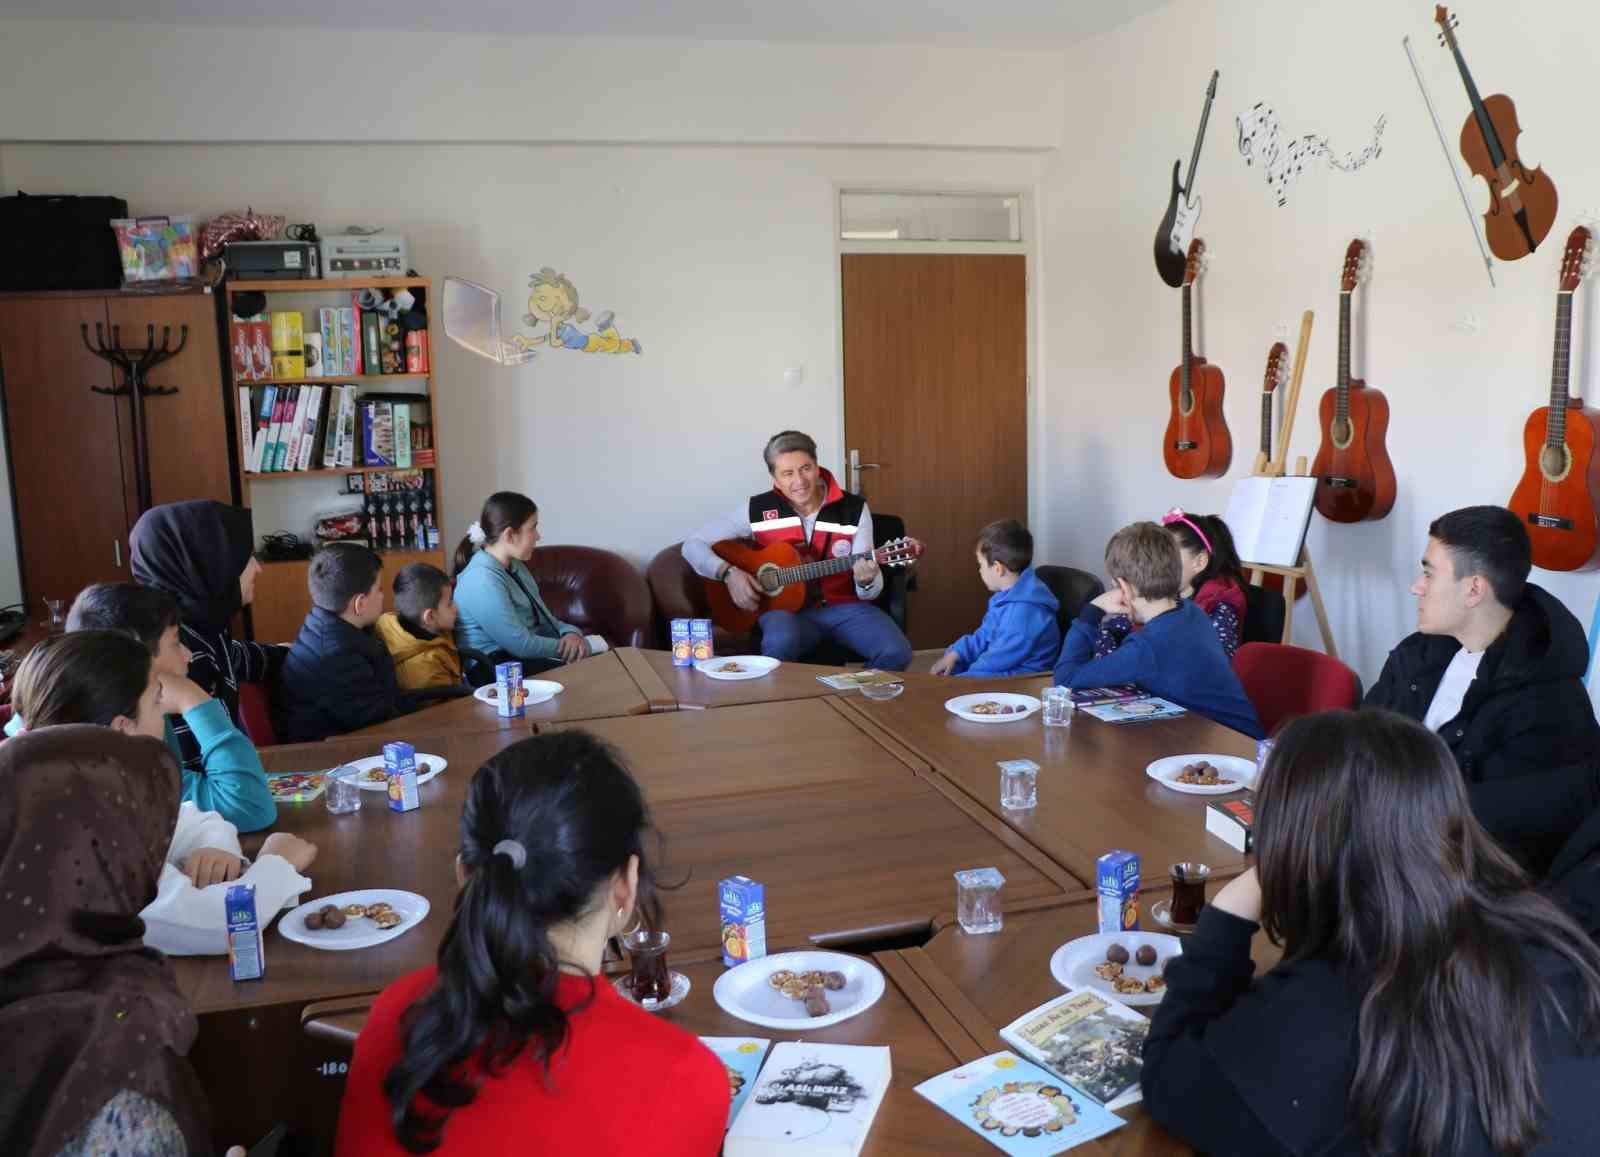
[404,328,429,373]
[724,1042,890,1157]
[361,399,395,467]
[393,401,412,467]
[1206,793,1254,852]
[283,385,310,468]
[321,384,344,468]
[361,312,381,377]
[235,386,254,469]
[336,385,358,467]
[698,1037,771,1132]
[914,1051,1126,1154]
[409,406,435,467]
[269,311,304,379]
[380,316,405,374]
[296,385,328,471]
[343,305,360,375]
[1080,697,1187,725]
[249,385,276,472]
[998,988,1151,1110]
[264,386,289,471]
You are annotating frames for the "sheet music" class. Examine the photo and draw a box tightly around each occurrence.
[1224,476,1317,568]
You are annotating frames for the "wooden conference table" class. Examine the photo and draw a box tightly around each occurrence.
[176,649,1258,1153]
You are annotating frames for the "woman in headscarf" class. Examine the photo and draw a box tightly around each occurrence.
[130,501,287,779]
[0,725,210,1156]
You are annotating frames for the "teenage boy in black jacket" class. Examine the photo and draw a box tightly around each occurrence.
[278,543,427,742]
[1366,505,1599,874]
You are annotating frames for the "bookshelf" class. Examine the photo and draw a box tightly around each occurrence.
[223,275,447,643]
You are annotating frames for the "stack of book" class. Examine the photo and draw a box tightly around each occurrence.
[229,296,429,383]
[237,384,435,475]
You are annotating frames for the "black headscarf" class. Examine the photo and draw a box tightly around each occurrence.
[130,500,255,632]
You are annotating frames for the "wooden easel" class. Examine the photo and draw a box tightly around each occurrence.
[1242,311,1340,658]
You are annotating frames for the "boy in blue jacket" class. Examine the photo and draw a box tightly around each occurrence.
[1054,521,1262,738]
[932,520,1061,678]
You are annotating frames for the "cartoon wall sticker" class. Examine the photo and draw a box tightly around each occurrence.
[512,267,642,356]
[1236,104,1386,207]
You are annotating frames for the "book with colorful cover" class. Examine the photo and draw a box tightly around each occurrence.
[698,1036,771,1130]
[1080,697,1187,725]
[998,988,1150,1109]
[266,771,327,803]
[816,669,905,691]
[1069,684,1143,707]
[914,1051,1125,1154]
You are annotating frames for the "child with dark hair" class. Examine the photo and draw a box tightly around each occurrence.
[11,632,316,958]
[278,543,423,742]
[61,582,274,830]
[335,731,728,1155]
[930,519,1060,678]
[129,500,286,780]
[375,563,464,691]
[1055,522,1261,737]
[1161,509,1247,658]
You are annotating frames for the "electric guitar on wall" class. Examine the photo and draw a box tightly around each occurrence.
[1508,225,1600,571]
[1311,239,1395,523]
[702,537,924,633]
[1154,69,1220,288]
[1252,341,1289,475]
[1163,239,1231,479]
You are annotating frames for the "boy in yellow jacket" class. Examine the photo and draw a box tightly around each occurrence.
[375,563,464,690]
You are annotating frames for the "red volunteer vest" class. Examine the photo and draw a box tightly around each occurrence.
[747,468,867,606]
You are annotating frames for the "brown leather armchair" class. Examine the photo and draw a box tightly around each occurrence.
[526,545,654,649]
[646,543,756,654]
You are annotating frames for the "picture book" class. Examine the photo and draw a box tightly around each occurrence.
[914,1051,1125,1154]
[816,669,905,691]
[725,1042,890,1157]
[1068,684,1143,707]
[266,771,327,803]
[1080,697,1187,725]
[999,989,1149,1109]
[698,1036,771,1130]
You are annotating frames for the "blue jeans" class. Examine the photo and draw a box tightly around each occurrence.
[758,602,913,671]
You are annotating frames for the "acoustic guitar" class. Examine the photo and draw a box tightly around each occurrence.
[703,536,924,633]
[1251,341,1289,475]
[1164,239,1231,479]
[1311,240,1395,522]
[1508,226,1600,571]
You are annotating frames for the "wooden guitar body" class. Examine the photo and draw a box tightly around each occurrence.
[702,540,810,632]
[1311,380,1396,522]
[1164,358,1232,479]
[1509,401,1600,571]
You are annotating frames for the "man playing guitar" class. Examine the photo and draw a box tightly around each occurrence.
[681,430,913,670]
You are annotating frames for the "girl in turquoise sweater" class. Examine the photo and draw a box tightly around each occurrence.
[452,492,589,677]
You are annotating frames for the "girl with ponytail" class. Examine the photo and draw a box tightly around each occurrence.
[335,732,728,1155]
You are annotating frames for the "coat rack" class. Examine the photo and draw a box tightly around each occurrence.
[81,322,187,514]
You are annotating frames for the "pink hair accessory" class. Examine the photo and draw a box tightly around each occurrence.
[1161,507,1213,556]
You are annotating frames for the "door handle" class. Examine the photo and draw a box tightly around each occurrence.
[114,539,122,567]
[847,448,880,493]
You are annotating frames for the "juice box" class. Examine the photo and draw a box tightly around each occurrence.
[383,740,420,812]
[670,618,693,667]
[719,875,767,968]
[691,618,714,662]
[1096,849,1140,933]
[495,660,526,717]
[225,883,264,981]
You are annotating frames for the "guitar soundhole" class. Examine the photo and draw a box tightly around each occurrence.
[1174,440,1198,451]
[755,564,783,595]
[1539,443,1571,483]
[1179,390,1196,417]
[1330,417,1353,449]
[1529,512,1575,531]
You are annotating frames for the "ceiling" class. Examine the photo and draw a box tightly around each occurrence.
[0,0,1170,45]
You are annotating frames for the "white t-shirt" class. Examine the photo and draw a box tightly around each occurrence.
[1423,647,1486,731]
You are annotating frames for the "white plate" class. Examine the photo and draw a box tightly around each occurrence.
[278,888,430,951]
[346,753,449,790]
[944,692,1042,723]
[694,655,781,681]
[711,950,885,1030]
[472,678,564,706]
[1144,753,1256,795]
[1049,930,1182,1007]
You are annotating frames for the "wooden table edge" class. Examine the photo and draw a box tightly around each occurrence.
[614,646,680,712]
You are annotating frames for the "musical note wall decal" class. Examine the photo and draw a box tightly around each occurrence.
[1236,103,1387,207]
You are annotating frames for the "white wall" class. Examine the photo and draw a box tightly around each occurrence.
[1040,0,1600,687]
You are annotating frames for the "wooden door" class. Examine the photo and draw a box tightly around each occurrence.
[0,295,132,606]
[105,293,235,510]
[842,254,1028,649]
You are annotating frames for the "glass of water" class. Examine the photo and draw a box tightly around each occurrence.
[998,759,1039,810]
[954,867,1006,934]
[1042,686,1074,727]
[324,765,363,815]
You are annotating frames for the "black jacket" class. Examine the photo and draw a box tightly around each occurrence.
[1364,584,1600,873]
[1547,798,1600,942]
[1143,907,1600,1156]
[277,608,419,743]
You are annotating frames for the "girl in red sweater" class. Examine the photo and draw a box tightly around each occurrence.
[1162,509,1247,658]
[335,732,728,1155]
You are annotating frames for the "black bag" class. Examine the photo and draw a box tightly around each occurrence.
[0,190,128,291]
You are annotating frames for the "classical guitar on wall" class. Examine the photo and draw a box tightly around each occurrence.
[1252,341,1289,475]
[1154,69,1220,288]
[1508,226,1600,571]
[702,536,924,633]
[1311,239,1395,523]
[1164,239,1231,479]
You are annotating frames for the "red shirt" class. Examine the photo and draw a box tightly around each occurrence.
[336,966,729,1156]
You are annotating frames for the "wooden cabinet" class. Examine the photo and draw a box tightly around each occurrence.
[0,288,234,608]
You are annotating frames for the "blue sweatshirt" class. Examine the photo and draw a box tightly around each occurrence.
[951,567,1062,678]
[1054,600,1263,738]
[453,549,580,662]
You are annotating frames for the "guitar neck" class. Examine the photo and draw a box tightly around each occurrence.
[1336,289,1352,422]
[1181,284,1194,396]
[1260,390,1273,456]
[1444,31,1507,170]
[774,549,871,587]
[1548,291,1574,447]
[1184,77,1217,192]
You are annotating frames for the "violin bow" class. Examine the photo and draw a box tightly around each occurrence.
[1402,34,1495,287]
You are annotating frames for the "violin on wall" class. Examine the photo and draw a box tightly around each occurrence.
[1434,6,1557,260]
[1163,239,1231,479]
[1311,240,1395,523]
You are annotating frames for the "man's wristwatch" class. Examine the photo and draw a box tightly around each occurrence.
[718,563,733,582]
